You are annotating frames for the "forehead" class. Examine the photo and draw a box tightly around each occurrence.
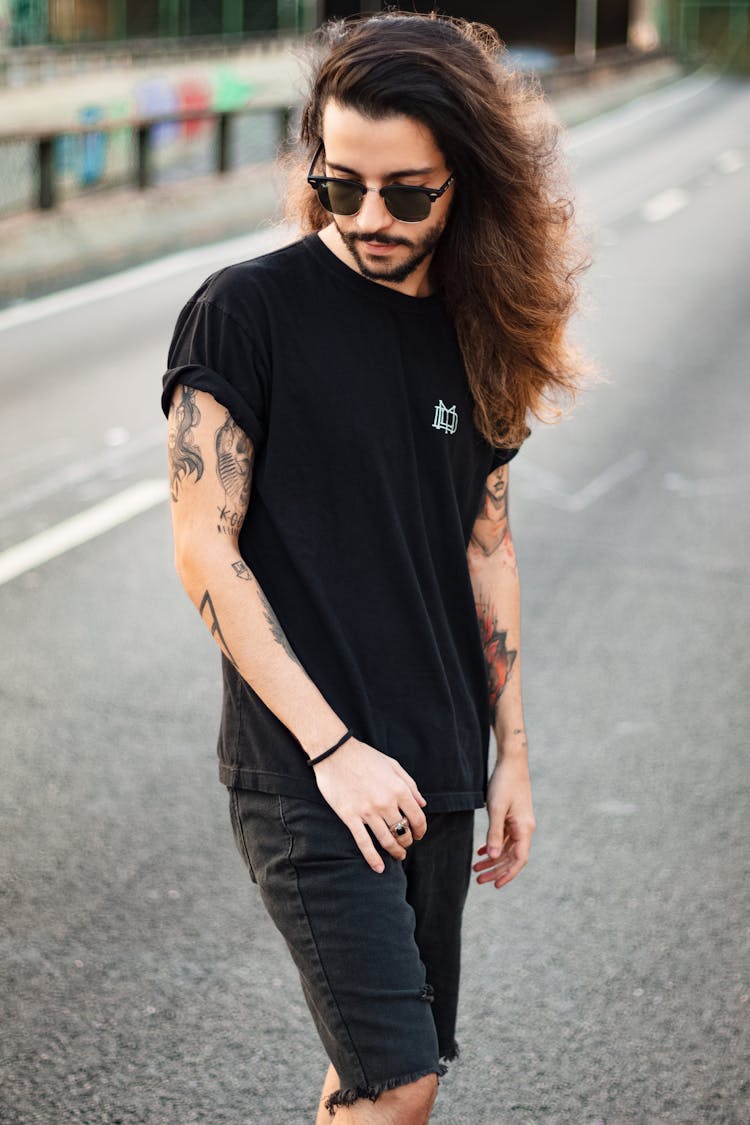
[321,100,444,174]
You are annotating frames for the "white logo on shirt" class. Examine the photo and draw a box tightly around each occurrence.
[432,400,458,435]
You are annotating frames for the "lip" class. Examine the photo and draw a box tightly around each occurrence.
[362,241,398,255]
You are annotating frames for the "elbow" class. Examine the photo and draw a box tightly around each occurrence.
[173,540,206,608]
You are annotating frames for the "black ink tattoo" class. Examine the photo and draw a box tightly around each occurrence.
[476,600,517,722]
[199,590,237,667]
[231,560,253,581]
[215,413,253,535]
[257,587,302,668]
[168,386,204,501]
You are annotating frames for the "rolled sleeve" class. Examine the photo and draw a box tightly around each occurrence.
[161,288,270,451]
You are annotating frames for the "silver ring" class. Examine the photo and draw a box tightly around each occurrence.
[389,817,409,838]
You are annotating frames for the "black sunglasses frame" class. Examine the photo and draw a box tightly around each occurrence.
[306,141,454,223]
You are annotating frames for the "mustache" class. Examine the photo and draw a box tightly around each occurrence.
[351,233,412,248]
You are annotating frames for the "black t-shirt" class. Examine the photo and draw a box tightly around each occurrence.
[162,233,518,811]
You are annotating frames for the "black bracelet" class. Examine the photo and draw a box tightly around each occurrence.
[306,729,353,768]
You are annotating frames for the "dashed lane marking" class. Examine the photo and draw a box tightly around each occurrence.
[512,450,647,513]
[0,479,169,587]
[641,188,690,223]
[715,149,744,174]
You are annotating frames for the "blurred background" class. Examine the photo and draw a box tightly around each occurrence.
[2,2,748,1123]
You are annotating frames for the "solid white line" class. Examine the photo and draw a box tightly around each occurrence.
[567,72,718,151]
[0,479,169,587]
[641,187,689,223]
[0,425,165,522]
[0,223,295,333]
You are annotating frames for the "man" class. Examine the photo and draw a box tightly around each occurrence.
[163,12,583,1122]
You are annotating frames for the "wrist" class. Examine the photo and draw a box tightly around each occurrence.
[494,724,529,762]
[306,729,353,768]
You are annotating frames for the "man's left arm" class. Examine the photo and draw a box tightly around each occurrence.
[467,464,536,889]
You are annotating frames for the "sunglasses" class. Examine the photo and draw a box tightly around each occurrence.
[306,141,454,223]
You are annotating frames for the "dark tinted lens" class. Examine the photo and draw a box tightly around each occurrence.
[320,180,363,216]
[383,187,431,222]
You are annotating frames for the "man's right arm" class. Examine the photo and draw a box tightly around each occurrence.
[167,385,426,869]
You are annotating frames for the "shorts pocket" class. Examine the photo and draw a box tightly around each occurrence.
[228,787,257,883]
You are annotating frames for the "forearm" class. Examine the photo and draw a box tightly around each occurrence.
[176,539,346,758]
[467,542,527,762]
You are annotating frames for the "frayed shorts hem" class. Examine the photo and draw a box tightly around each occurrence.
[325,1063,447,1114]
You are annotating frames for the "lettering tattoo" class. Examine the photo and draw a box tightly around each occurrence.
[470,465,516,564]
[199,589,237,668]
[168,386,204,501]
[476,599,517,722]
[215,413,253,535]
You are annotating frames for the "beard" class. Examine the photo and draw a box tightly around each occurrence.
[336,220,445,285]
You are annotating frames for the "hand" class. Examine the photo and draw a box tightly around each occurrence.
[312,739,427,874]
[474,755,535,889]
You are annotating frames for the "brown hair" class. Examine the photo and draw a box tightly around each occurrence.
[285,11,589,449]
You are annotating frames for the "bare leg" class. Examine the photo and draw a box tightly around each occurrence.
[315,1063,438,1124]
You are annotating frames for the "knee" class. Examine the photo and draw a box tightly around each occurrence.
[384,1072,438,1123]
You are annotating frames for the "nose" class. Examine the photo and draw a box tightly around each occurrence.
[355,186,394,232]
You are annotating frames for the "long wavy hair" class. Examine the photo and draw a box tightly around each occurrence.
[284,11,589,449]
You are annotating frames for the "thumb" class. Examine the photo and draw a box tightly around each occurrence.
[486,811,507,860]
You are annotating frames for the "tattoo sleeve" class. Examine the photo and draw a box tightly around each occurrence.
[476,598,517,722]
[168,386,204,501]
[215,412,253,536]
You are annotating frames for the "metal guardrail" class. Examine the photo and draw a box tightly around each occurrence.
[0,46,675,219]
[0,103,294,212]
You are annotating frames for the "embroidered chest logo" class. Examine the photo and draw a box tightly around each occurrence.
[432,399,459,435]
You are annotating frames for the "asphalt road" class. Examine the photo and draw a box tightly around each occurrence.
[2,75,749,1124]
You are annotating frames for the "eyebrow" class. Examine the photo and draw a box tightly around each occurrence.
[325,161,436,178]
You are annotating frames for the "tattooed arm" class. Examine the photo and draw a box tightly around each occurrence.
[467,465,536,890]
[167,385,426,874]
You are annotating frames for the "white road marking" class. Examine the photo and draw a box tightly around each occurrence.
[641,188,689,223]
[596,800,639,816]
[0,479,169,587]
[715,148,744,174]
[564,449,647,511]
[566,72,718,151]
[663,471,747,497]
[0,425,164,522]
[0,224,295,333]
[512,450,646,512]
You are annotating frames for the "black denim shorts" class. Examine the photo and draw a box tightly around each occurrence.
[228,788,474,1111]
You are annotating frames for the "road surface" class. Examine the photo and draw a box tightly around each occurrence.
[2,73,748,1124]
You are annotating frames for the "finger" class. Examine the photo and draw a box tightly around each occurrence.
[486,819,510,861]
[385,817,413,848]
[491,850,529,888]
[392,762,427,808]
[472,855,497,873]
[366,817,408,862]
[348,823,387,874]
[476,859,513,885]
[398,794,427,839]
[493,862,525,889]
